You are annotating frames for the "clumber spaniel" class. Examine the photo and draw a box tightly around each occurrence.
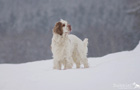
[51,19,89,70]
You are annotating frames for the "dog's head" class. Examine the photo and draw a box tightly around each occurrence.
[53,19,71,36]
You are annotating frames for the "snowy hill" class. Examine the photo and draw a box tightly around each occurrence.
[0,42,140,90]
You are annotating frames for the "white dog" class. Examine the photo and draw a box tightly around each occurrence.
[51,19,89,70]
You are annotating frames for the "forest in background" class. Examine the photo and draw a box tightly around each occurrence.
[0,0,140,63]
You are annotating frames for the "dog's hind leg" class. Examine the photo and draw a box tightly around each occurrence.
[72,51,81,68]
[82,57,89,68]
[54,60,61,70]
[73,56,80,68]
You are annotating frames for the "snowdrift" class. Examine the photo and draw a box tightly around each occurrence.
[0,42,140,90]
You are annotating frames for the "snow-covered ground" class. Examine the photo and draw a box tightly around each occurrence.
[0,42,140,90]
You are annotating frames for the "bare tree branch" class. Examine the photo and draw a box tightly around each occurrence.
[126,6,140,14]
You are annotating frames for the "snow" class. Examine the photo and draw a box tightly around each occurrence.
[0,42,140,90]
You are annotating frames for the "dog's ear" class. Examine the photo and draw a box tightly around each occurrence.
[53,22,63,35]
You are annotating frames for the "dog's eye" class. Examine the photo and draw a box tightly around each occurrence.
[62,24,65,27]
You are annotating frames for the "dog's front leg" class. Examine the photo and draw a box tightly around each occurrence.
[64,57,73,70]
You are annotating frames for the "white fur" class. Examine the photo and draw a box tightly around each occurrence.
[51,19,89,70]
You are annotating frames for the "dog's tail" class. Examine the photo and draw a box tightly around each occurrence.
[83,38,88,55]
[83,38,88,47]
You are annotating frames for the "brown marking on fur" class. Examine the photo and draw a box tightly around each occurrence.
[68,24,71,31]
[53,22,63,35]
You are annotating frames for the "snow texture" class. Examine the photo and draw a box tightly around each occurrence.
[0,42,140,90]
